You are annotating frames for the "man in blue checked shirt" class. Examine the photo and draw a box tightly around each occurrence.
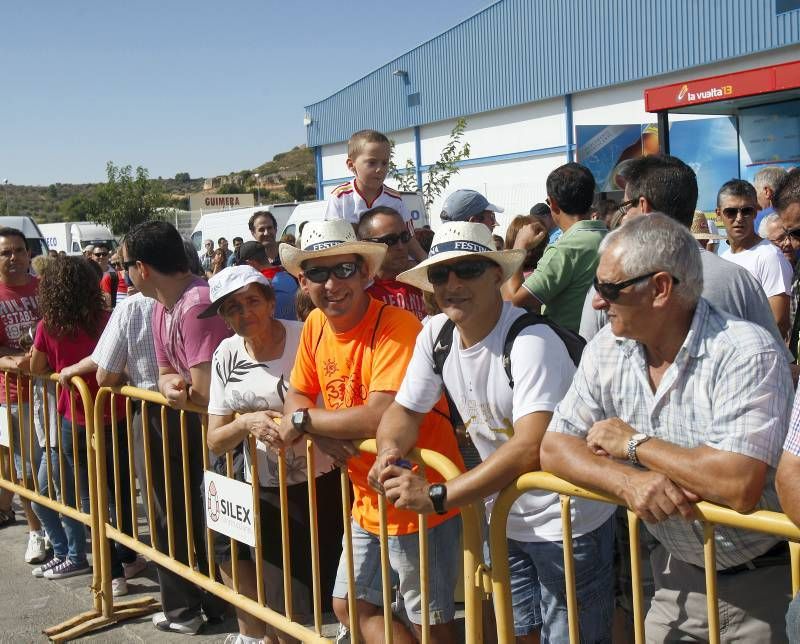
[542,213,793,643]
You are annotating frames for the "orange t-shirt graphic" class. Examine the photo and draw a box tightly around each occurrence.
[291,297,463,535]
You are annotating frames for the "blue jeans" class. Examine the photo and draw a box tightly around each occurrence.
[32,420,89,564]
[491,517,615,641]
[787,591,800,642]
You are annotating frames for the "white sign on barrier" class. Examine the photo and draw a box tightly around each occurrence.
[204,469,255,547]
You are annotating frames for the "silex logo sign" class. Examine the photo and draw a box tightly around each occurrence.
[204,470,256,546]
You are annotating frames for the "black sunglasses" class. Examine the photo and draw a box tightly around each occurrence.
[363,230,412,246]
[720,206,757,220]
[427,258,497,286]
[785,227,800,240]
[121,259,137,270]
[93,252,109,258]
[303,261,361,284]
[593,271,680,302]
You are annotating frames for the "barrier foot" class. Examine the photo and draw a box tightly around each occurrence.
[43,596,160,642]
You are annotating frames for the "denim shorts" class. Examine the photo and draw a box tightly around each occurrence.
[332,515,461,626]
[488,516,615,639]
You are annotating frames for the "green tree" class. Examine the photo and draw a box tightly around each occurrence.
[59,193,92,221]
[284,178,307,201]
[217,183,246,194]
[388,118,471,209]
[85,162,168,235]
[174,172,190,183]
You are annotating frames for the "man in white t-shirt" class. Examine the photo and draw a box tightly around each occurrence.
[719,179,793,339]
[369,222,615,643]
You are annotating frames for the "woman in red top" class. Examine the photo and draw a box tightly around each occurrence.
[29,257,135,592]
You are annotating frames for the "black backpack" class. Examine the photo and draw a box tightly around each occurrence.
[431,312,586,428]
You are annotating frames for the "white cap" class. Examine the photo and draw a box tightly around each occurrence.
[197,265,271,319]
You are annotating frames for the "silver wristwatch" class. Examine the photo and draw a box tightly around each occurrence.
[627,433,651,465]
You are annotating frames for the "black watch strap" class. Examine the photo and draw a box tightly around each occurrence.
[428,483,448,515]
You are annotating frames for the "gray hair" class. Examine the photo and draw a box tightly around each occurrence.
[754,166,788,191]
[599,212,703,305]
[758,213,782,238]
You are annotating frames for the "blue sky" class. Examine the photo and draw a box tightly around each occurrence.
[1,1,491,186]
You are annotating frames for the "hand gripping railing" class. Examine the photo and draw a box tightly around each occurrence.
[488,471,800,644]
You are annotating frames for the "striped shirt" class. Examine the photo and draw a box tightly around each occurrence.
[550,298,793,569]
[91,293,159,392]
[783,387,800,456]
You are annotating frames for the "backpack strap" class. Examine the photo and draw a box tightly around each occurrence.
[109,271,119,308]
[503,312,587,388]
[370,303,390,350]
[430,318,464,428]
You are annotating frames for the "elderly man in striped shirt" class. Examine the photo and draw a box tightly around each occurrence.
[541,213,793,642]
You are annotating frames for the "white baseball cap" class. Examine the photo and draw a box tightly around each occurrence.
[197,265,271,319]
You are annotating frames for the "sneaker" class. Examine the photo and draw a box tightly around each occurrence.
[335,624,351,644]
[152,611,203,635]
[32,556,64,578]
[122,555,147,579]
[112,577,128,597]
[43,558,91,579]
[25,531,47,564]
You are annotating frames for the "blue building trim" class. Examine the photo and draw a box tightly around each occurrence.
[414,126,423,192]
[314,146,323,200]
[564,94,574,163]
[320,143,573,187]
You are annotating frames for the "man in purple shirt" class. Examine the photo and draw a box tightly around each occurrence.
[123,221,231,635]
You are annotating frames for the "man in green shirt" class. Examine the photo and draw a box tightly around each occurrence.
[507,162,607,331]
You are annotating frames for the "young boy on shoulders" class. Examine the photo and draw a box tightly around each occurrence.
[324,129,427,261]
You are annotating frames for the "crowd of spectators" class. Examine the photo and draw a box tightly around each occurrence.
[1,125,800,643]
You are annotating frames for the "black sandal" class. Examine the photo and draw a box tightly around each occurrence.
[0,508,15,527]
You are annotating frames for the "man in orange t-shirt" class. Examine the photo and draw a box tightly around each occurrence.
[278,220,464,644]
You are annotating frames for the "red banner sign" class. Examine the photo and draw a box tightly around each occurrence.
[645,60,800,112]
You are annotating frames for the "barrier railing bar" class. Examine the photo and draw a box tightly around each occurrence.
[110,396,123,545]
[377,492,393,644]
[306,440,323,634]
[341,468,360,644]
[22,375,31,491]
[43,380,54,502]
[277,447,294,621]
[139,400,159,552]
[418,512,430,644]
[125,398,138,542]
[247,434,267,608]
[56,383,67,515]
[791,541,800,596]
[180,411,198,571]
[226,450,240,595]
[560,495,579,644]
[69,389,80,517]
[703,523,720,644]
[161,404,176,560]
[627,510,645,643]
[7,378,17,484]
[200,416,215,581]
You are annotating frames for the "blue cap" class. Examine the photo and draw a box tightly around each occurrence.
[440,189,504,222]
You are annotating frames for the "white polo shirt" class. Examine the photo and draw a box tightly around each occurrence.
[324,179,415,229]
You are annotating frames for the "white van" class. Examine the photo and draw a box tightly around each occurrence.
[279,192,429,241]
[190,203,299,251]
[0,216,49,257]
[39,222,118,255]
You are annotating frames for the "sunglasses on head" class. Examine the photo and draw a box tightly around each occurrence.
[593,271,680,302]
[303,261,361,284]
[720,206,757,220]
[427,258,497,286]
[363,230,412,246]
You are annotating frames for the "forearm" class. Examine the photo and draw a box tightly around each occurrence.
[187,385,210,408]
[540,433,633,500]
[444,437,541,509]
[635,439,764,511]
[777,453,800,527]
[307,405,383,439]
[65,356,98,377]
[207,416,248,454]
[769,295,790,338]
[408,237,427,262]
[375,402,422,457]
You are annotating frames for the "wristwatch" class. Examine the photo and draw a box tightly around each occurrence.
[627,433,651,466]
[291,408,311,434]
[428,483,448,515]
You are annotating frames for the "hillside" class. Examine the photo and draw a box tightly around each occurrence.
[4,145,316,224]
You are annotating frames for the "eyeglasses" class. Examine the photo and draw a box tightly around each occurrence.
[720,206,757,220]
[363,231,412,246]
[93,252,109,258]
[427,259,497,286]
[593,271,680,302]
[121,259,137,270]
[303,261,361,284]
[617,198,639,215]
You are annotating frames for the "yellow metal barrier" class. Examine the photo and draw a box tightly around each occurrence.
[488,471,800,644]
[93,386,486,643]
[0,368,156,641]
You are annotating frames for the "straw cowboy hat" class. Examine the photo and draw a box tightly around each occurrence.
[397,222,526,292]
[279,220,387,278]
[691,211,725,241]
